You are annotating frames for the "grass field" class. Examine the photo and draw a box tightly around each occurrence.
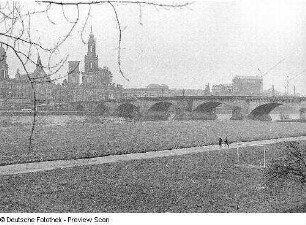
[1,119,306,165]
[0,143,305,213]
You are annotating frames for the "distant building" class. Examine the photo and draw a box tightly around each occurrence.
[124,84,170,98]
[80,29,112,87]
[204,83,211,95]
[67,61,80,86]
[0,45,9,81]
[146,84,169,90]
[232,76,263,96]
[14,55,54,104]
[0,53,56,110]
[211,84,233,95]
[62,28,123,103]
[0,28,124,110]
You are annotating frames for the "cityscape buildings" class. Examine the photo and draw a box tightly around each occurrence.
[0,31,294,111]
[232,76,263,95]
[212,76,264,96]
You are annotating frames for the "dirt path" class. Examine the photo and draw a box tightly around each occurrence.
[1,135,306,176]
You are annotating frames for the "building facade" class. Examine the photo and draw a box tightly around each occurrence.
[0,45,9,81]
[67,61,80,86]
[63,29,122,104]
[232,76,263,96]
[0,29,124,111]
[211,84,233,96]
[80,29,112,87]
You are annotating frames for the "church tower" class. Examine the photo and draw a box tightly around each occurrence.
[0,45,9,80]
[82,27,113,87]
[84,27,99,74]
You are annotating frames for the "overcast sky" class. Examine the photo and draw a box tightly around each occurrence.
[5,0,306,94]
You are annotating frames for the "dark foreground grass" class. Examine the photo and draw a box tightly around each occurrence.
[0,144,305,213]
[1,120,306,165]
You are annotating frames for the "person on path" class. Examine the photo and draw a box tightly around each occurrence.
[218,137,222,148]
[224,137,229,148]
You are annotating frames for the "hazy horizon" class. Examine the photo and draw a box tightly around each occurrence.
[3,0,306,94]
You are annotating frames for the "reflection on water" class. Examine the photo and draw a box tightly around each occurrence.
[0,115,128,126]
[0,113,301,126]
[217,113,300,121]
[0,115,81,126]
[270,113,300,121]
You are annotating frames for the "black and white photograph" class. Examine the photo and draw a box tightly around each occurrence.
[0,0,305,223]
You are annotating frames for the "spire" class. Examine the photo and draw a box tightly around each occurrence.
[89,25,95,42]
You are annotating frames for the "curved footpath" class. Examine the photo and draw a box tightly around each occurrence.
[1,135,306,176]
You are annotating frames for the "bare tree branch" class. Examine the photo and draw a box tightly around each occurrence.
[109,2,129,81]
[37,0,193,8]
[0,0,192,153]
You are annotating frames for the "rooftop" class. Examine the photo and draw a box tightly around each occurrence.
[233,76,262,80]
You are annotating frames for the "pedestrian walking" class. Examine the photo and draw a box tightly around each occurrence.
[218,137,222,148]
[224,137,229,148]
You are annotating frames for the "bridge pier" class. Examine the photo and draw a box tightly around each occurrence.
[230,107,244,120]
[248,113,272,121]
[300,108,306,120]
[192,111,217,120]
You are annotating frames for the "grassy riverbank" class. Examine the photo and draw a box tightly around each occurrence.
[1,120,306,165]
[0,144,305,212]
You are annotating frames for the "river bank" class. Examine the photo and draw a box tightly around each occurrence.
[1,119,306,165]
[0,138,304,213]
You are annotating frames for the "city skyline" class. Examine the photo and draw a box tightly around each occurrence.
[2,0,306,94]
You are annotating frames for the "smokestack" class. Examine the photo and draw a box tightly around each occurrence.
[286,75,289,95]
[294,86,296,96]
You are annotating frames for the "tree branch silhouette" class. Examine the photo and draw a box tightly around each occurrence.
[0,0,192,152]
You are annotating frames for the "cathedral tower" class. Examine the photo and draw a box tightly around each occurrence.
[0,45,9,80]
[82,27,113,87]
[84,27,99,74]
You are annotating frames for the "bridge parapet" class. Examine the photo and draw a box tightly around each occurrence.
[62,95,306,121]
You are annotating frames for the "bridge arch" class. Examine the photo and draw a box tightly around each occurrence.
[248,103,282,121]
[148,102,174,112]
[192,101,246,120]
[231,106,244,120]
[117,103,140,119]
[193,102,221,113]
[145,102,175,120]
[189,101,221,120]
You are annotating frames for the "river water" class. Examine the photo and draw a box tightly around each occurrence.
[217,113,300,121]
[0,113,301,127]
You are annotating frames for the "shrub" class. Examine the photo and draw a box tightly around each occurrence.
[265,142,306,184]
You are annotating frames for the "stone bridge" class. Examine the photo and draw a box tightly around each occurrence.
[63,95,306,121]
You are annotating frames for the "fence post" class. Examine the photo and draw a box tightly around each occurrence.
[263,145,266,168]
